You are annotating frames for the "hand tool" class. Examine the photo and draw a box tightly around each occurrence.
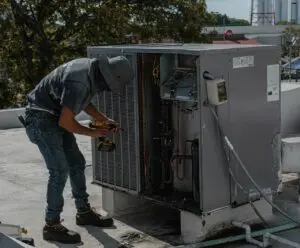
[89,120,123,152]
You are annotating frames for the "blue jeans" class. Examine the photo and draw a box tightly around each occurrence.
[24,110,90,222]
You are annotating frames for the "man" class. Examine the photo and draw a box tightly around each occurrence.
[24,54,134,244]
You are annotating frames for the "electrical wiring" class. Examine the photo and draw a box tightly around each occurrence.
[161,68,195,87]
[209,105,270,227]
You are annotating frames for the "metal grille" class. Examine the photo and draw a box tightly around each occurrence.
[89,53,140,193]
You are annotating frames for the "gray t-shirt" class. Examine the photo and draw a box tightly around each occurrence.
[27,58,109,116]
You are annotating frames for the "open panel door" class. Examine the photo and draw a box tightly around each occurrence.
[88,50,140,194]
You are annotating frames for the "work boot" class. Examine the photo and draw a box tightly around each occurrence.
[43,219,81,244]
[76,207,114,227]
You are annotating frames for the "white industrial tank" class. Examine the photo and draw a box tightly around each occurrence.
[253,0,265,26]
[253,0,274,25]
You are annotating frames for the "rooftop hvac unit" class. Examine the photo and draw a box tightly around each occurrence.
[87,44,281,215]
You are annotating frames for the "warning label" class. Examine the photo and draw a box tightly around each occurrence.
[233,56,255,69]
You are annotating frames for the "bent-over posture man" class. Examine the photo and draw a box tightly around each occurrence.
[24,55,134,244]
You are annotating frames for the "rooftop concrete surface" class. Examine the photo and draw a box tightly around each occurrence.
[0,128,179,248]
[2,128,300,248]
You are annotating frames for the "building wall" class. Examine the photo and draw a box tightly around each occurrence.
[290,0,299,22]
[274,0,300,24]
[260,0,300,25]
[255,35,283,45]
[275,0,282,23]
[281,0,289,22]
[290,0,298,22]
[297,0,300,24]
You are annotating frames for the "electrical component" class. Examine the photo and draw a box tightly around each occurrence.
[206,78,228,106]
[160,68,198,102]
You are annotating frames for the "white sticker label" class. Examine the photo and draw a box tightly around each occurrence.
[233,56,254,69]
[267,64,280,102]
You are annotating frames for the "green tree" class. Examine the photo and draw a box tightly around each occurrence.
[0,0,133,107]
[0,0,211,108]
[207,12,250,26]
[0,0,26,108]
[130,0,212,43]
[282,27,300,57]
[277,20,297,25]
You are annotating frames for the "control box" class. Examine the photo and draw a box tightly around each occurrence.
[206,78,228,105]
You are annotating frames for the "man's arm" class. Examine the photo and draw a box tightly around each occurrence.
[59,107,109,137]
[84,103,120,132]
[84,103,109,122]
[59,81,109,137]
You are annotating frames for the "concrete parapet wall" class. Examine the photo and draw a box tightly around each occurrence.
[0,108,91,130]
[281,83,300,135]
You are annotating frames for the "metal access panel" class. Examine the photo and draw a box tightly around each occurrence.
[199,46,281,212]
[87,48,140,193]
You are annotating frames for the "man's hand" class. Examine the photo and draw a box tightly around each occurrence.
[84,103,120,133]
[106,118,120,133]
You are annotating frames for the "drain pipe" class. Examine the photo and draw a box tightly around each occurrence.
[233,222,300,248]
[232,221,266,247]
[175,222,299,248]
[263,233,300,248]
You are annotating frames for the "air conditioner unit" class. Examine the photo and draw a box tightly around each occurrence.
[87,44,281,242]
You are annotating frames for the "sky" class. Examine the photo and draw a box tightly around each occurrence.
[206,0,252,20]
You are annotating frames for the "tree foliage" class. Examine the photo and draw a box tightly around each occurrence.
[206,12,250,26]
[282,27,300,57]
[277,20,297,25]
[0,0,212,108]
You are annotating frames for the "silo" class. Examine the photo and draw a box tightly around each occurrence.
[265,0,275,25]
[253,0,265,26]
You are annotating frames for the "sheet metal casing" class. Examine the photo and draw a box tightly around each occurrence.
[88,44,281,213]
